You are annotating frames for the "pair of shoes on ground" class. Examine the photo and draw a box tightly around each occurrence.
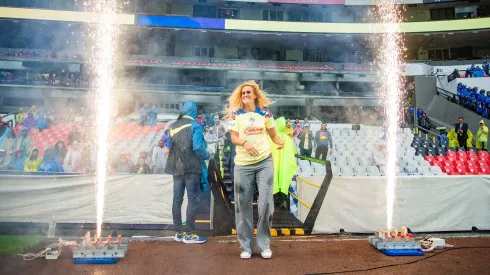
[240,249,272,259]
[174,232,206,244]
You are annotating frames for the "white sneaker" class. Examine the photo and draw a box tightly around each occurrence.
[240,251,252,259]
[261,249,272,259]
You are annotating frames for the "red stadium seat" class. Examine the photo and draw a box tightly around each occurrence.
[466,154,477,162]
[479,151,489,157]
[466,161,477,168]
[432,160,443,168]
[442,166,456,175]
[466,166,479,175]
[446,155,457,162]
[446,150,456,156]
[425,156,435,165]
[479,165,490,175]
[442,160,453,167]
[454,160,465,168]
[455,166,470,175]
[436,155,446,162]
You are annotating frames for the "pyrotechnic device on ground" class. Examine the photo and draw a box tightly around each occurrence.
[72,232,127,264]
[369,227,424,256]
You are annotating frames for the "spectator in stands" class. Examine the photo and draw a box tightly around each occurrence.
[483,60,489,76]
[372,142,386,168]
[418,113,431,133]
[285,122,294,138]
[204,127,218,154]
[0,149,10,170]
[0,117,6,136]
[12,127,32,157]
[38,147,64,172]
[66,108,75,123]
[30,105,37,117]
[8,149,27,171]
[132,157,150,174]
[213,116,226,142]
[139,103,149,126]
[161,129,170,151]
[149,104,158,126]
[36,111,48,132]
[114,154,132,173]
[416,106,424,120]
[476,120,488,152]
[477,90,487,117]
[16,108,26,124]
[465,64,475,78]
[455,117,469,150]
[136,151,151,167]
[298,125,313,157]
[407,105,415,123]
[293,119,301,130]
[63,141,83,173]
[151,140,167,174]
[314,123,333,161]
[226,81,283,259]
[0,127,14,153]
[303,118,310,128]
[437,129,448,145]
[68,126,81,145]
[22,111,36,130]
[54,140,67,161]
[24,148,41,172]
[474,66,485,78]
[293,123,303,139]
[165,101,210,244]
[196,114,205,129]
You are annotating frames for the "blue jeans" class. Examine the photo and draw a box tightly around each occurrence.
[172,173,201,232]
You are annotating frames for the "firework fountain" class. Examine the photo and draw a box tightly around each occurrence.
[86,0,120,238]
[374,0,405,230]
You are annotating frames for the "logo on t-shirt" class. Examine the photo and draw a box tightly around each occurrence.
[320,132,328,140]
[248,117,255,124]
[244,126,264,136]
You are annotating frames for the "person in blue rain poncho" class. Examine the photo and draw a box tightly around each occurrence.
[164,101,210,244]
[8,148,27,171]
[148,104,159,126]
[38,147,64,172]
[139,103,150,126]
[36,111,48,131]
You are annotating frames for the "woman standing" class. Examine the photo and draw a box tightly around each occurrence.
[226,80,284,259]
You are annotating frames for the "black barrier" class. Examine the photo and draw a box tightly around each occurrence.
[208,156,235,236]
[303,160,333,235]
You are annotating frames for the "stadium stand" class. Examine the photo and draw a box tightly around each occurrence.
[294,126,443,177]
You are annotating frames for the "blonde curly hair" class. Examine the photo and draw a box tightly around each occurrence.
[225,80,274,120]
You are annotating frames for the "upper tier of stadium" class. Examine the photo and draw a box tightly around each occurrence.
[1,6,490,34]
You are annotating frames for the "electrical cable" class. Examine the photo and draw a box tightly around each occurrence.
[305,246,490,275]
[17,248,51,261]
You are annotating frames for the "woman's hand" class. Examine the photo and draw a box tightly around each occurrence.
[244,141,260,157]
[275,140,284,150]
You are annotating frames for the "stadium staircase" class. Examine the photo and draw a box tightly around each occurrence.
[208,142,306,237]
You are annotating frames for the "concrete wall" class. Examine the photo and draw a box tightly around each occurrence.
[170,4,193,16]
[414,76,437,111]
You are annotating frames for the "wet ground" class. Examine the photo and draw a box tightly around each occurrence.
[1,235,489,275]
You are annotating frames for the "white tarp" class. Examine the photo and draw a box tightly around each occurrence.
[0,174,189,224]
[297,176,490,234]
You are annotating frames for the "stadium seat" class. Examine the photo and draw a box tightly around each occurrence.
[479,165,490,175]
[466,166,479,175]
[424,155,435,165]
[417,166,431,176]
[442,166,456,175]
[435,155,446,162]
[466,161,477,168]
[455,166,470,175]
[404,166,417,175]
[479,151,489,158]
[429,166,445,175]
[432,160,443,168]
